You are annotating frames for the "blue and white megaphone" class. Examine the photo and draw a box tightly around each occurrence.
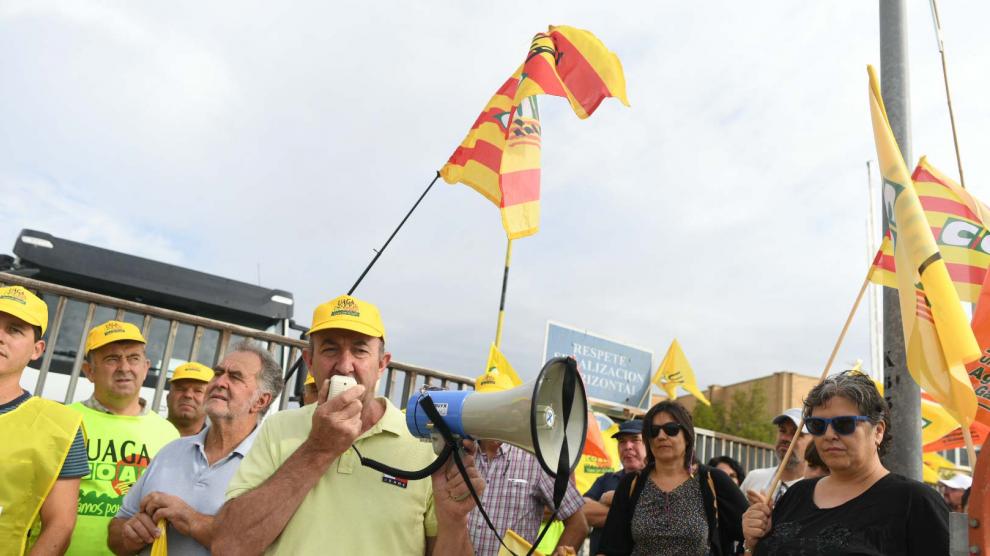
[406,357,588,477]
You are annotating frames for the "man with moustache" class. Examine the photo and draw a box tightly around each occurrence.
[214,295,484,555]
[165,361,214,436]
[108,342,282,555]
[581,419,647,556]
[740,407,811,502]
[66,321,179,556]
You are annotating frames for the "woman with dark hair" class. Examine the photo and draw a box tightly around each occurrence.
[708,455,746,487]
[742,370,949,555]
[597,401,747,556]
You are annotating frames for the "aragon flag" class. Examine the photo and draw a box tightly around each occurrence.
[441,26,629,239]
[867,65,980,429]
[868,157,990,301]
[652,339,710,406]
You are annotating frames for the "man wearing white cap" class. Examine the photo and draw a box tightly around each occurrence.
[65,321,179,556]
[214,295,484,555]
[740,407,811,502]
[166,361,214,437]
[0,286,87,555]
[938,473,972,513]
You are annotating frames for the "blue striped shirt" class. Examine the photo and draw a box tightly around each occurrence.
[1,390,88,478]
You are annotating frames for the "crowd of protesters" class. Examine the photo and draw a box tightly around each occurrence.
[0,284,967,555]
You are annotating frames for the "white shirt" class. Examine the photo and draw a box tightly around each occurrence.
[740,467,802,502]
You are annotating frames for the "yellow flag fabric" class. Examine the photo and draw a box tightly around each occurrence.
[499,529,545,556]
[868,157,990,301]
[652,339,710,406]
[484,342,522,387]
[872,377,958,447]
[441,26,628,239]
[150,520,167,556]
[867,65,979,428]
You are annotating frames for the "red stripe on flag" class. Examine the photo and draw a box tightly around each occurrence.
[875,254,895,272]
[495,77,521,98]
[447,141,502,173]
[945,262,987,285]
[521,55,568,97]
[500,170,540,206]
[549,31,614,116]
[912,166,942,184]
[919,196,977,220]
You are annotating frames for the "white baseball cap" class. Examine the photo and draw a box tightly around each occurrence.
[772,408,810,433]
[939,474,972,490]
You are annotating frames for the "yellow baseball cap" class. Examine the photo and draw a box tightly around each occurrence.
[307,295,386,340]
[171,361,214,383]
[0,286,48,335]
[475,369,515,393]
[85,320,147,355]
[304,373,316,386]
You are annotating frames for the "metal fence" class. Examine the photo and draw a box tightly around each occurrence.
[2,272,782,466]
[695,427,776,473]
[1,272,473,415]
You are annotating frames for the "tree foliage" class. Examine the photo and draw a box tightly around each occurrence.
[691,385,776,444]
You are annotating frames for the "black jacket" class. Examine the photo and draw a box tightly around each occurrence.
[597,464,748,556]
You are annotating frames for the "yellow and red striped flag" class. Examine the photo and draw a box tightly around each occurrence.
[868,158,990,298]
[441,26,629,239]
[867,65,980,429]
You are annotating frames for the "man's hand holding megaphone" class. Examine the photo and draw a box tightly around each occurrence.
[432,439,486,522]
[308,378,366,459]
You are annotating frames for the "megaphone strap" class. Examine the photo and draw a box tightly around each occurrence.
[353,395,524,555]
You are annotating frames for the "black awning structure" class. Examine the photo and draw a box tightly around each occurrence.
[13,229,293,330]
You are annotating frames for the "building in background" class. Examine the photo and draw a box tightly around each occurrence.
[659,371,820,417]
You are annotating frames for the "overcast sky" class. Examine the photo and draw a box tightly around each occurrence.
[3,2,990,393]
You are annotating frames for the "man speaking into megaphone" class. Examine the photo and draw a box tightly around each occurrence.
[213,295,484,555]
[468,366,588,556]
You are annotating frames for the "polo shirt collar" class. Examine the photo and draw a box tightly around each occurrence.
[357,397,405,440]
[193,422,261,457]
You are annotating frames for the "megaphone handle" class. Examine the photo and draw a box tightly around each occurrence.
[528,361,578,556]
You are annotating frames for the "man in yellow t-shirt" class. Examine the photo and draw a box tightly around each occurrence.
[0,286,87,555]
[66,321,179,556]
[214,295,485,555]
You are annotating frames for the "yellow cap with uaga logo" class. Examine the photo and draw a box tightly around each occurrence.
[307,295,385,340]
[0,286,49,334]
[85,320,147,355]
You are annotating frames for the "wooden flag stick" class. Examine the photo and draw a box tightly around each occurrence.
[961,422,979,472]
[765,265,874,500]
[928,0,967,188]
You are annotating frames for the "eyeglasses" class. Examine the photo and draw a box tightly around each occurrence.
[805,415,871,436]
[647,422,683,438]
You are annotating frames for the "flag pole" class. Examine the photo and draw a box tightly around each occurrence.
[348,171,441,295]
[961,421,979,470]
[765,263,873,500]
[493,238,514,348]
[928,0,966,188]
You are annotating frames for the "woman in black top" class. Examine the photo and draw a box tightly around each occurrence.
[597,401,747,556]
[742,370,949,555]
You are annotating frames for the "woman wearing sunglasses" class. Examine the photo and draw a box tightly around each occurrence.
[741,370,949,555]
[596,401,747,556]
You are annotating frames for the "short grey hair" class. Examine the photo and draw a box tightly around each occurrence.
[229,340,284,407]
[802,370,891,456]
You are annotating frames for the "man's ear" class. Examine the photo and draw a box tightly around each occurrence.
[30,339,46,361]
[252,392,273,414]
[81,359,95,383]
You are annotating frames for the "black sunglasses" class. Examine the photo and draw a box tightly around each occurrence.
[647,422,683,438]
[805,415,871,436]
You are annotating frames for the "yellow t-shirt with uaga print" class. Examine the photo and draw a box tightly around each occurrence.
[65,403,178,556]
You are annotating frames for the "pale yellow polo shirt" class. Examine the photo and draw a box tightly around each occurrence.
[226,398,438,554]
